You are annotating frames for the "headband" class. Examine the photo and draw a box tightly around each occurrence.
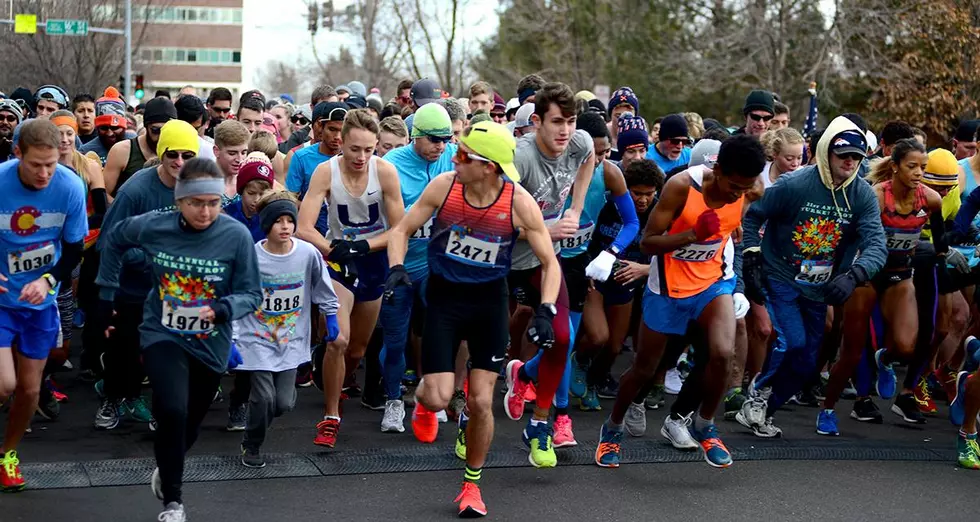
[174,177,225,200]
[259,199,298,234]
[517,87,537,105]
[51,115,77,132]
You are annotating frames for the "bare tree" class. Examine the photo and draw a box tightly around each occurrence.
[391,0,469,95]
[256,60,304,101]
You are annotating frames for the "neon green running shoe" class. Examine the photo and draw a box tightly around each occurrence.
[958,431,980,470]
[523,420,557,468]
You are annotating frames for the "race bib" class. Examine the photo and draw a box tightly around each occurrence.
[446,226,500,266]
[559,222,595,250]
[795,259,833,286]
[7,242,55,275]
[161,299,213,334]
[884,228,919,253]
[410,217,434,241]
[672,239,721,262]
[262,282,304,315]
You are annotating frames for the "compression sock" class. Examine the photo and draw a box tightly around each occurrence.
[464,465,482,485]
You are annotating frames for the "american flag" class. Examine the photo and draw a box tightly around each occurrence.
[802,82,818,138]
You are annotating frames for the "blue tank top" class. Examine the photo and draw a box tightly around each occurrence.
[429,177,517,283]
[560,161,608,258]
[959,158,980,230]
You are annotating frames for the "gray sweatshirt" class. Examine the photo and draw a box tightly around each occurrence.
[96,212,262,373]
[233,238,339,372]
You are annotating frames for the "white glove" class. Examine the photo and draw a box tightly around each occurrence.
[585,250,617,282]
[733,292,750,320]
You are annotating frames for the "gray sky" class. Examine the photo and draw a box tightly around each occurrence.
[241,0,499,92]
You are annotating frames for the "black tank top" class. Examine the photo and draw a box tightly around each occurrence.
[114,137,146,196]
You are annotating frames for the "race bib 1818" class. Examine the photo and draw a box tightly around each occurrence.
[262,282,303,315]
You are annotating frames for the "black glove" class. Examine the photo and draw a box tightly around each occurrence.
[383,264,412,304]
[328,239,370,263]
[743,250,768,305]
[824,265,869,306]
[90,298,115,338]
[211,300,231,324]
[526,304,556,349]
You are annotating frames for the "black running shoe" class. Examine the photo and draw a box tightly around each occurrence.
[311,343,326,391]
[241,445,266,469]
[35,383,60,421]
[890,393,926,424]
[849,397,883,423]
[360,383,386,411]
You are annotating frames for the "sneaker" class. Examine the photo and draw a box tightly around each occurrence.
[723,388,746,420]
[816,409,840,436]
[691,423,733,468]
[158,502,186,522]
[874,349,897,400]
[342,374,362,398]
[78,368,100,383]
[151,467,163,500]
[957,431,980,470]
[553,413,577,447]
[360,385,386,411]
[0,450,25,491]
[950,371,969,426]
[503,360,528,421]
[35,383,60,420]
[644,385,666,410]
[735,389,768,430]
[524,382,537,403]
[914,376,938,414]
[522,420,557,468]
[787,387,819,407]
[664,368,683,395]
[455,415,468,460]
[412,402,438,443]
[94,379,105,399]
[402,369,420,386]
[660,413,698,450]
[295,364,313,388]
[448,389,467,421]
[891,393,926,424]
[624,403,647,437]
[840,382,858,400]
[212,385,224,403]
[94,398,122,430]
[579,386,601,411]
[747,417,782,438]
[594,423,623,468]
[124,397,153,423]
[455,481,487,518]
[935,367,958,403]
[241,445,266,468]
[314,417,340,447]
[850,397,884,423]
[226,403,247,432]
[596,374,619,399]
[569,352,588,399]
[966,336,980,373]
[381,399,406,433]
[810,382,827,401]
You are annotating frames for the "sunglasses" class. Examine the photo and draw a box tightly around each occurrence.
[212,107,232,114]
[422,133,452,144]
[834,152,865,162]
[748,113,774,122]
[455,148,492,165]
[163,150,196,160]
[148,125,164,135]
[98,125,123,132]
[490,112,506,119]
[291,116,309,125]
[0,114,17,123]
[665,138,692,146]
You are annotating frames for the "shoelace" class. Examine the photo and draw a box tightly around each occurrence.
[2,452,20,478]
[317,420,338,437]
[701,436,729,453]
[533,424,552,450]
[598,441,621,457]
[157,507,183,522]
[454,482,481,503]
[967,438,980,459]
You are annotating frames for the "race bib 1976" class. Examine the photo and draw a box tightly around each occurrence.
[161,298,213,334]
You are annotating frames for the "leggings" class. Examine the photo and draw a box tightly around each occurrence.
[102,303,146,401]
[513,268,571,413]
[144,341,222,505]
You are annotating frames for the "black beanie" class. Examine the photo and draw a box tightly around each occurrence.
[954,120,980,142]
[743,89,775,115]
[259,199,299,235]
[658,114,689,141]
[143,97,178,126]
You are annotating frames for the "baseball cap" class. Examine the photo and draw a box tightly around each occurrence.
[830,130,867,157]
[514,103,535,130]
[460,121,519,182]
[410,103,452,139]
[313,101,348,123]
[410,78,442,107]
[689,139,721,168]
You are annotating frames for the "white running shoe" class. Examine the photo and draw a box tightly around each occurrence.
[381,399,406,433]
[660,413,698,450]
[151,467,163,500]
[158,502,186,522]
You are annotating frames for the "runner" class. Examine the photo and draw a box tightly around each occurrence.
[647,114,692,174]
[769,101,790,131]
[33,85,70,119]
[594,134,764,469]
[294,109,405,448]
[204,87,234,138]
[210,120,251,209]
[0,99,24,162]
[817,138,947,435]
[739,116,887,438]
[387,120,558,516]
[736,89,775,137]
[71,93,97,144]
[286,102,347,199]
[93,120,200,431]
[174,94,216,161]
[952,120,979,161]
[502,82,594,468]
[103,96,177,196]
[0,120,87,491]
[606,87,639,162]
[79,87,129,166]
[378,103,456,433]
[377,116,409,157]
[93,157,261,521]
[234,192,339,468]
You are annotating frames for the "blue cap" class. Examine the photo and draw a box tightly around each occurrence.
[830,130,867,157]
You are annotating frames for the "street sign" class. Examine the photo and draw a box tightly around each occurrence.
[46,19,88,36]
[594,84,610,104]
[14,14,37,34]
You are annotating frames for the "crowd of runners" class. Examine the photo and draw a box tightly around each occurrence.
[2,76,980,521]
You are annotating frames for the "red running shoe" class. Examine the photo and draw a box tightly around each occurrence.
[455,481,487,518]
[314,418,340,448]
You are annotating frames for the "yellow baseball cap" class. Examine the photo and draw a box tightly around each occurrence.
[459,121,519,182]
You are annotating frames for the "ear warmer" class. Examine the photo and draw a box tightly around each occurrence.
[259,199,298,234]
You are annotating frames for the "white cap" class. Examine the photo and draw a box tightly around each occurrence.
[505,97,520,112]
[514,103,535,129]
[865,130,878,154]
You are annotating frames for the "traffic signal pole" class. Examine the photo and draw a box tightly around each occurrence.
[124,0,132,105]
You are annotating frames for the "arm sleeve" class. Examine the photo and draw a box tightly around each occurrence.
[215,229,263,322]
[50,240,83,282]
[609,192,640,253]
[87,188,108,229]
[953,187,980,237]
[733,239,745,294]
[850,183,888,278]
[931,211,949,254]
[310,249,340,316]
[95,214,149,301]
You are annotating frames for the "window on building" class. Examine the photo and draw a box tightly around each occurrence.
[187,50,197,62]
[232,51,241,63]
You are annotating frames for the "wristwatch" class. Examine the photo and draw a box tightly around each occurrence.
[42,273,57,295]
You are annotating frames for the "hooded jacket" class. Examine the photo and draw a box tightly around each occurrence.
[742,116,886,302]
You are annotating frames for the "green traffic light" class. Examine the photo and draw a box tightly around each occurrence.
[135,89,145,100]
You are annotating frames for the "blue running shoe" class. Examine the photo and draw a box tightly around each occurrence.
[595,422,623,468]
[522,419,557,468]
[875,349,897,400]
[965,337,980,373]
[691,423,732,468]
[816,409,839,436]
[579,386,601,411]
[569,352,587,399]
[950,371,969,427]
[73,308,85,328]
